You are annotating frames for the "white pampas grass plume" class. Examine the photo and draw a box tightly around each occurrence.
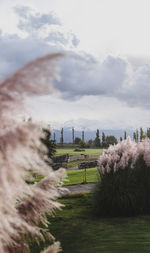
[0,53,66,253]
[42,242,61,253]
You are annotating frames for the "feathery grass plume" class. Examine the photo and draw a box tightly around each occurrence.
[42,242,61,253]
[93,137,150,216]
[0,53,66,252]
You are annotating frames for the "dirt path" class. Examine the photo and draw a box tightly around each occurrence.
[62,182,96,195]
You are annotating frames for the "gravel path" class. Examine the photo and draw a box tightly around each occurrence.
[62,182,96,195]
[67,166,78,171]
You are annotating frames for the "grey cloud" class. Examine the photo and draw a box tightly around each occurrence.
[1,5,150,111]
[55,53,127,99]
[0,33,59,79]
[0,6,79,79]
[13,5,79,49]
[120,64,150,108]
[1,28,150,111]
[45,31,79,48]
[54,53,150,110]
[14,5,61,33]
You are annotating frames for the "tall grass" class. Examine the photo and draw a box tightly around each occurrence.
[93,137,150,216]
[0,54,66,253]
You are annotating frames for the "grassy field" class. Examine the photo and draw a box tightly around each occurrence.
[56,148,103,156]
[64,167,100,185]
[67,158,98,169]
[30,193,150,253]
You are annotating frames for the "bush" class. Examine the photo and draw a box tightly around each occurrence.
[93,137,150,217]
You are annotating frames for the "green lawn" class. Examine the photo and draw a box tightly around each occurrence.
[64,167,100,186]
[56,148,103,156]
[67,158,98,169]
[30,194,150,253]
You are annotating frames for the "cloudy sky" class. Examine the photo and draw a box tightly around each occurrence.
[1,0,150,130]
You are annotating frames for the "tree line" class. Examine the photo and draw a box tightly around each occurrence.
[53,128,118,148]
[52,127,150,148]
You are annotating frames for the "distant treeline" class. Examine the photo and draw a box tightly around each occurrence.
[51,127,150,148]
[52,128,117,148]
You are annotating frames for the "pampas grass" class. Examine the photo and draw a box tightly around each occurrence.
[0,53,66,252]
[93,137,150,216]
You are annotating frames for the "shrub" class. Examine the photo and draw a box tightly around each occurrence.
[93,137,150,217]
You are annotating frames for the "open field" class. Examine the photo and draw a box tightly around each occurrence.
[30,193,150,253]
[67,158,98,169]
[64,167,99,185]
[56,148,103,156]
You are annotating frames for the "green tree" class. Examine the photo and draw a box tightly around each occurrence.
[80,130,85,148]
[105,136,118,147]
[94,129,101,147]
[102,132,106,148]
[147,128,150,138]
[124,131,127,140]
[140,127,144,141]
[72,127,75,144]
[40,128,56,158]
[120,137,123,142]
[87,139,94,147]
[74,137,81,144]
[136,129,139,142]
[133,132,136,142]
[53,132,56,142]
[60,128,64,145]
[82,130,85,143]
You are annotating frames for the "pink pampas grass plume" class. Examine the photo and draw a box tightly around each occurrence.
[0,53,66,253]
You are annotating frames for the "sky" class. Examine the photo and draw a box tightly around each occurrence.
[1,0,150,130]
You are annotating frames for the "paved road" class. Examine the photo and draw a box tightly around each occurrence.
[62,182,96,195]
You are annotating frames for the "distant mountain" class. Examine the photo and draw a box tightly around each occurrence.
[51,128,134,143]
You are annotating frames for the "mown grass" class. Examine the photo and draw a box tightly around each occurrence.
[30,193,150,253]
[67,158,98,169]
[56,148,103,156]
[63,167,100,186]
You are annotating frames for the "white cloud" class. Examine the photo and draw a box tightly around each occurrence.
[1,3,150,130]
[0,5,79,80]
[54,54,150,111]
[27,95,150,130]
[14,5,61,33]
[55,54,127,99]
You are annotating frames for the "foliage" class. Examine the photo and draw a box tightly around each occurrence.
[0,53,66,253]
[102,132,106,147]
[60,128,64,145]
[140,127,144,141]
[136,129,139,141]
[80,140,86,148]
[82,130,85,142]
[74,137,81,144]
[94,129,101,147]
[87,139,94,148]
[105,135,118,147]
[72,127,75,144]
[94,137,150,216]
[124,131,127,140]
[40,128,56,159]
[147,128,150,138]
